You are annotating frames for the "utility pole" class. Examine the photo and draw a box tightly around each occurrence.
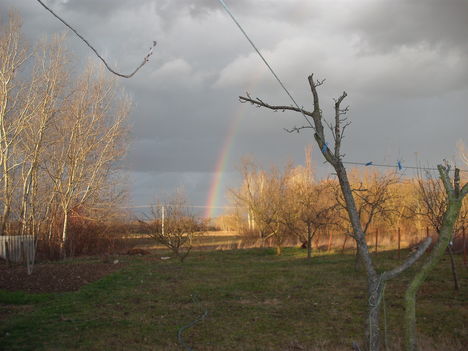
[161,205,165,236]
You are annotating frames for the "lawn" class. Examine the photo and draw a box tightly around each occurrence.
[0,247,466,350]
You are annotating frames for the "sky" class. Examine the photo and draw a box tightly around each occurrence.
[1,0,467,217]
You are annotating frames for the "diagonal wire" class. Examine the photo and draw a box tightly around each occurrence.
[216,0,314,129]
[35,0,156,78]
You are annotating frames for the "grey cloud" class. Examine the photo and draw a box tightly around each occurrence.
[51,0,151,18]
[152,0,319,29]
[348,0,468,54]
[128,170,214,208]
[1,0,466,209]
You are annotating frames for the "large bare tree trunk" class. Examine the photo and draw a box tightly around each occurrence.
[336,162,382,350]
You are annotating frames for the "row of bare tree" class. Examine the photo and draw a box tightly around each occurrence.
[0,14,129,257]
[229,156,466,258]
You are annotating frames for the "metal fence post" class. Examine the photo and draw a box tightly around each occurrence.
[397,227,401,259]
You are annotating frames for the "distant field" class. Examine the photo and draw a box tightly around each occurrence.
[124,230,243,251]
[0,247,466,350]
[125,229,429,254]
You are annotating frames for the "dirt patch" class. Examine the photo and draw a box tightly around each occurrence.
[0,261,125,294]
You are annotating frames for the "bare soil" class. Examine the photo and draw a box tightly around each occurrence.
[0,260,125,294]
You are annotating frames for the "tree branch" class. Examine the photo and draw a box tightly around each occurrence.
[437,165,453,195]
[461,183,468,198]
[283,126,313,133]
[239,95,314,118]
[334,91,348,159]
[382,237,432,281]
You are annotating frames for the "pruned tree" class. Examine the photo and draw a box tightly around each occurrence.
[332,168,400,265]
[348,169,399,235]
[404,165,468,351]
[148,191,203,262]
[239,75,431,350]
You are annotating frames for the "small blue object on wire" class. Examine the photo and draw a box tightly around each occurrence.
[322,143,329,153]
[365,162,373,166]
[397,160,402,171]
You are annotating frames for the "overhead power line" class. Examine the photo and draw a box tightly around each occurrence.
[35,0,156,78]
[216,0,314,129]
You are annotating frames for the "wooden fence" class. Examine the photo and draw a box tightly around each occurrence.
[0,235,37,274]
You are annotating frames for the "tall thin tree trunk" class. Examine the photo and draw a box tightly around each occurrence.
[276,245,281,256]
[367,278,384,351]
[61,211,68,257]
[307,224,312,259]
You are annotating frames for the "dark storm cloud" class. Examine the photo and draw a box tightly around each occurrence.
[348,0,468,54]
[1,0,466,207]
[49,0,145,17]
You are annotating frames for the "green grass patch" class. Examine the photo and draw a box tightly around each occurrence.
[1,249,466,350]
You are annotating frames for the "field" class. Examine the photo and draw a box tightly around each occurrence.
[0,238,466,351]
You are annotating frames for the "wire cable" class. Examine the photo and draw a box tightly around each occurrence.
[35,0,156,78]
[177,294,208,351]
[216,0,314,129]
[342,161,467,173]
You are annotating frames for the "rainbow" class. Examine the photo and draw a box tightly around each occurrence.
[203,110,242,218]
[204,74,261,218]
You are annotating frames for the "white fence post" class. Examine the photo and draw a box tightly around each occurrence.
[161,205,165,236]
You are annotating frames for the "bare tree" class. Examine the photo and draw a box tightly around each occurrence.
[287,170,338,259]
[0,13,130,259]
[349,169,399,235]
[0,13,31,236]
[404,165,468,351]
[331,169,400,266]
[17,35,69,238]
[411,166,468,291]
[239,75,431,350]
[44,64,129,256]
[148,191,203,262]
[456,140,468,166]
[232,159,294,255]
